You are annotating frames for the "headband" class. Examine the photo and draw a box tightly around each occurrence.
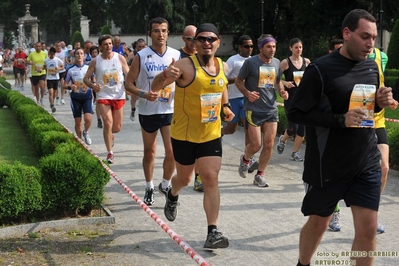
[258,37,277,49]
[195,23,220,37]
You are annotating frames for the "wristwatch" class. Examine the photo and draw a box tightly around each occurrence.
[222,103,231,109]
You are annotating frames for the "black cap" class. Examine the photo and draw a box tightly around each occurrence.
[195,23,219,37]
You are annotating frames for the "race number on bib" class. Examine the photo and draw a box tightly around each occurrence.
[348,84,376,128]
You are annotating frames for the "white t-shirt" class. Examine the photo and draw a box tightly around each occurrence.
[136,46,180,115]
[226,54,251,99]
[44,57,64,80]
[55,51,66,73]
[95,52,125,100]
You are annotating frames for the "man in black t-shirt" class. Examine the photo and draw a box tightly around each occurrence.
[288,9,394,266]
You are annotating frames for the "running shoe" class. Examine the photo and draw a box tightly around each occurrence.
[276,135,286,154]
[377,221,385,234]
[328,211,341,232]
[106,153,114,164]
[158,182,170,198]
[238,155,249,178]
[204,229,229,249]
[253,174,269,187]
[291,152,304,162]
[61,98,65,105]
[164,195,179,221]
[51,105,56,113]
[40,98,44,107]
[193,174,204,192]
[144,187,155,206]
[97,119,103,128]
[248,157,259,174]
[83,130,92,145]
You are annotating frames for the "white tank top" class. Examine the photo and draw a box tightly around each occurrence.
[95,52,125,100]
[136,46,180,115]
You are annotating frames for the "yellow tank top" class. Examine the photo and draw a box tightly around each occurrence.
[373,48,385,128]
[171,55,227,143]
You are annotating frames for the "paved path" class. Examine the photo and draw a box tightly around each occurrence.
[9,78,399,265]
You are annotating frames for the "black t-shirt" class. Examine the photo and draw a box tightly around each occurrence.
[288,50,382,187]
[283,57,306,109]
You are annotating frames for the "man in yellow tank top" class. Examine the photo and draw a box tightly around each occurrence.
[152,23,234,249]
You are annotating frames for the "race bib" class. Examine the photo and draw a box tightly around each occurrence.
[258,66,275,89]
[200,93,222,123]
[348,84,376,128]
[293,71,304,86]
[103,68,119,87]
[74,77,88,93]
[158,84,172,103]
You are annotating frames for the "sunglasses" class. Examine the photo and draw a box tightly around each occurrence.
[196,36,219,43]
[242,45,254,49]
[184,36,195,42]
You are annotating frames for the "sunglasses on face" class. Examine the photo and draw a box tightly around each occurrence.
[196,36,219,43]
[184,36,195,42]
[242,45,254,49]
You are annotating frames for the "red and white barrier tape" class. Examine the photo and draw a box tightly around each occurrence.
[57,122,210,266]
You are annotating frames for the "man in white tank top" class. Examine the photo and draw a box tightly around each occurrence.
[83,34,130,164]
[125,17,180,207]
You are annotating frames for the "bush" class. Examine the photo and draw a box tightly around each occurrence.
[386,122,399,168]
[385,76,397,88]
[387,19,399,69]
[28,116,66,154]
[0,77,11,90]
[385,69,399,77]
[71,30,84,50]
[0,162,42,223]
[40,146,110,215]
[100,25,111,35]
[277,105,288,135]
[41,131,75,156]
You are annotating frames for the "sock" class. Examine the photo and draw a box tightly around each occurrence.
[132,107,136,111]
[334,203,340,212]
[146,181,154,189]
[168,189,179,201]
[207,225,217,234]
[297,259,310,266]
[50,104,54,108]
[98,118,101,122]
[242,156,250,164]
[161,178,170,190]
[256,170,264,176]
[108,150,113,154]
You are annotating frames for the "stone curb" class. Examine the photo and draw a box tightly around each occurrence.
[0,204,115,238]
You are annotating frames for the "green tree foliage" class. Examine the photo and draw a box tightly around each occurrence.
[1,0,399,54]
[387,19,399,69]
[100,25,111,35]
[70,0,81,35]
[71,31,84,49]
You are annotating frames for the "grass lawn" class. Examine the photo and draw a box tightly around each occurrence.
[0,108,39,166]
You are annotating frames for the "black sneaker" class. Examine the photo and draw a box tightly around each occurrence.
[158,182,169,198]
[97,119,103,128]
[164,195,179,221]
[144,188,155,206]
[204,229,229,249]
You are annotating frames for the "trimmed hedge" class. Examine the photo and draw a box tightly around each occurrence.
[0,83,110,224]
[40,144,110,215]
[0,162,42,222]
